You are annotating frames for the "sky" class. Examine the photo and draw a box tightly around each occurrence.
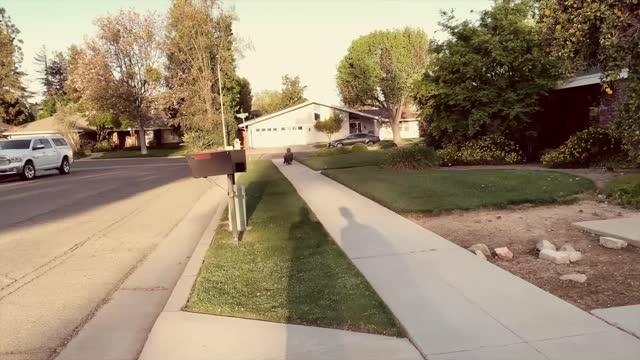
[5,0,492,106]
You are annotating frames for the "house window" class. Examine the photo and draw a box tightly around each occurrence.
[298,126,303,130]
[268,128,272,131]
[314,112,321,121]
[281,127,285,131]
[274,128,278,131]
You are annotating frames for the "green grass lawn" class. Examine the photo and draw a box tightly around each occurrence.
[606,174,640,208]
[186,160,400,336]
[297,150,386,170]
[323,166,596,213]
[99,146,188,159]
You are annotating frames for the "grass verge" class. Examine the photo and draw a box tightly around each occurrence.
[99,146,187,159]
[606,174,640,208]
[297,151,385,170]
[323,166,596,213]
[186,160,400,336]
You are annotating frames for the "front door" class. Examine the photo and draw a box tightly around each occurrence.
[349,121,362,134]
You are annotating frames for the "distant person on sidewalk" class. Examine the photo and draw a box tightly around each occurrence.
[283,148,294,165]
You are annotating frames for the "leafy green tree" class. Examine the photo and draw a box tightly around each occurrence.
[0,7,31,125]
[313,112,344,141]
[165,0,239,148]
[88,111,122,141]
[252,74,307,115]
[414,0,562,146]
[337,27,428,144]
[539,0,640,162]
[236,76,252,114]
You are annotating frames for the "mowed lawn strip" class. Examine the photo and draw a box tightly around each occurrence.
[186,160,401,336]
[323,166,596,213]
[297,150,385,170]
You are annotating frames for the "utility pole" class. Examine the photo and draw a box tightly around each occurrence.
[217,55,228,148]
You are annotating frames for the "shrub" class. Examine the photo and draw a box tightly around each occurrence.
[437,135,525,166]
[541,127,623,168]
[79,139,96,152]
[93,140,114,152]
[183,131,220,153]
[384,145,439,170]
[351,143,369,152]
[335,145,352,154]
[606,174,640,209]
[314,148,338,157]
[378,141,397,149]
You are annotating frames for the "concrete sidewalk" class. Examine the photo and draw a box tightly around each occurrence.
[275,160,640,360]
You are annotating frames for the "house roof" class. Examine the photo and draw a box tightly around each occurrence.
[2,114,95,136]
[556,68,629,90]
[0,123,16,133]
[238,101,383,129]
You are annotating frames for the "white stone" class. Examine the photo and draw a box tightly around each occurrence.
[539,249,570,265]
[559,244,576,252]
[599,237,628,249]
[468,243,491,257]
[494,247,513,260]
[474,250,487,260]
[536,240,556,252]
[567,251,583,263]
[560,273,587,283]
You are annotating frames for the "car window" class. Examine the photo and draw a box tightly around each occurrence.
[52,138,68,146]
[0,139,32,150]
[356,134,368,138]
[36,139,53,149]
[346,135,355,139]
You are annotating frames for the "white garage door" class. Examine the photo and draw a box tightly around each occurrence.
[252,125,308,148]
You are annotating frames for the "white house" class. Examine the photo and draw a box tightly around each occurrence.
[238,101,421,148]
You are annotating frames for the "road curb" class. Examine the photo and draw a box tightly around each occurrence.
[163,199,226,312]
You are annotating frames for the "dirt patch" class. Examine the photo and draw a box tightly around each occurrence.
[408,200,640,311]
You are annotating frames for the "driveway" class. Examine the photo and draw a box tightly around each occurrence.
[0,158,214,360]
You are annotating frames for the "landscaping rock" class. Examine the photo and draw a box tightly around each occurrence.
[600,237,628,250]
[468,243,491,257]
[559,244,576,252]
[473,250,487,260]
[536,240,556,252]
[539,249,570,265]
[558,244,583,263]
[560,273,587,283]
[494,247,513,260]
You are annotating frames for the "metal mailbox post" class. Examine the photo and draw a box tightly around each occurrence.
[186,150,247,244]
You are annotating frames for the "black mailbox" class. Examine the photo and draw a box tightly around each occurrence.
[187,149,247,178]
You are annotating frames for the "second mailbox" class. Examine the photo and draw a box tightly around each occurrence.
[187,149,247,178]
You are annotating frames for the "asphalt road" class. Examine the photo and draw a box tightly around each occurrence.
[0,157,215,360]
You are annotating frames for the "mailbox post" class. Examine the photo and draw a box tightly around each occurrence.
[186,149,247,244]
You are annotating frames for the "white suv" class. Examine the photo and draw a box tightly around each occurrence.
[0,136,74,180]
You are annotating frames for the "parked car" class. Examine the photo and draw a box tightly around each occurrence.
[0,136,74,180]
[328,133,380,147]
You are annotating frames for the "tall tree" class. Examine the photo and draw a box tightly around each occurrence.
[337,27,428,144]
[165,0,239,150]
[539,0,640,162]
[236,76,252,114]
[70,10,163,154]
[415,0,562,146]
[0,7,31,125]
[252,74,307,115]
[34,45,52,96]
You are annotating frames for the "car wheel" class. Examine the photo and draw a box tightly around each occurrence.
[21,161,36,181]
[336,143,344,147]
[366,141,374,145]
[58,157,71,175]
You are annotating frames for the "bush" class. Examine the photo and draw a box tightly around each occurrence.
[606,174,640,209]
[183,131,220,153]
[351,143,369,152]
[79,139,96,152]
[437,135,525,166]
[335,146,352,154]
[384,145,439,170]
[378,141,397,149]
[93,140,114,152]
[314,148,338,157]
[541,127,623,168]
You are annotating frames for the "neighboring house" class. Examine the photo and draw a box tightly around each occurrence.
[1,114,181,149]
[0,123,16,139]
[238,101,421,148]
[534,68,629,151]
[2,115,98,143]
[361,109,421,141]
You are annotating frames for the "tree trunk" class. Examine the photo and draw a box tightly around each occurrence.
[391,103,404,145]
[138,123,148,154]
